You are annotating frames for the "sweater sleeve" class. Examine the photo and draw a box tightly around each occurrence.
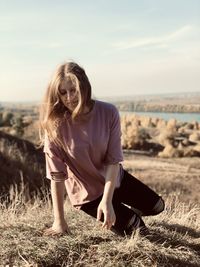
[43,133,68,180]
[103,106,124,165]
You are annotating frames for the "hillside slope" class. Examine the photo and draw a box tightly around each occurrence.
[0,131,48,198]
[0,154,199,266]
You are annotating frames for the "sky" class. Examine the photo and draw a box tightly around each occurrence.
[0,0,200,102]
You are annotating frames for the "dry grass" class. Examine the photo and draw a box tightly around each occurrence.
[0,194,199,267]
[1,156,200,267]
[0,131,47,200]
[123,154,200,205]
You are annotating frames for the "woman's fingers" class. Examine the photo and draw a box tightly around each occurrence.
[112,214,116,226]
[102,215,115,229]
[97,208,102,221]
[97,202,116,230]
[102,212,108,227]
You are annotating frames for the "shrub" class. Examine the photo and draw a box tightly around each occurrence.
[121,115,152,150]
[1,111,14,126]
[158,144,183,158]
[189,132,200,143]
[11,115,24,137]
[166,118,177,130]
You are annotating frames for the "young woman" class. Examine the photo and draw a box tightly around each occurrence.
[39,62,165,236]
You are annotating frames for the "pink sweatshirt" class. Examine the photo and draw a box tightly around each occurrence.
[44,100,124,208]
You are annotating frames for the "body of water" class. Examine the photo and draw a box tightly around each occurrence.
[120,111,200,123]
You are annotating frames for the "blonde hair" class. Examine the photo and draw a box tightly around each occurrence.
[39,62,92,147]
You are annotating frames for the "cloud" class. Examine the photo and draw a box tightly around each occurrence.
[112,25,193,50]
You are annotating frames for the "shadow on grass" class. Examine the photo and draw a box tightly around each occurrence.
[160,256,200,267]
[160,222,200,239]
[83,235,113,244]
[144,222,200,267]
[148,222,200,252]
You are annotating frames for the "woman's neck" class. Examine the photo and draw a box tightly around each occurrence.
[83,100,95,114]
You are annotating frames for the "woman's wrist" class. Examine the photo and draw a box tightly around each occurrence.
[102,194,112,204]
[102,164,119,204]
[51,180,66,224]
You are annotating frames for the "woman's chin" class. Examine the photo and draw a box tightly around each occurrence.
[65,104,76,112]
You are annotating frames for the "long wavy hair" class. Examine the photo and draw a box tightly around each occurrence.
[39,62,92,147]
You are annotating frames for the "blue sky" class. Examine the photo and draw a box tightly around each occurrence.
[0,0,200,102]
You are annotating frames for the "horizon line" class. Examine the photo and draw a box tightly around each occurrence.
[0,90,200,104]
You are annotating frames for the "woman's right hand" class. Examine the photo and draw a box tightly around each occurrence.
[43,219,71,236]
[43,179,70,236]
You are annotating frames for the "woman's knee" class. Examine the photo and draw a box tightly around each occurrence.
[151,197,165,215]
[112,212,145,236]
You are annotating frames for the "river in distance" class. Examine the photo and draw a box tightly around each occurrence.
[120,111,200,123]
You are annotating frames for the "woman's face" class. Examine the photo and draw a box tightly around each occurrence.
[59,79,80,112]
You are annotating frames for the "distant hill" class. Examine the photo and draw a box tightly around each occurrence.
[1,91,200,108]
[107,92,200,113]
[100,91,200,103]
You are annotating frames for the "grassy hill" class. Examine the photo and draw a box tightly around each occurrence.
[0,153,200,267]
[0,131,48,201]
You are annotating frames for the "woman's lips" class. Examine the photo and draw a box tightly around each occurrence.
[65,101,78,106]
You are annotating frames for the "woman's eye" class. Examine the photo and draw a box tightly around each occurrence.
[59,90,66,95]
[70,88,76,94]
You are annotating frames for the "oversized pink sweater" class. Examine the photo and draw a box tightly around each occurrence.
[44,100,124,208]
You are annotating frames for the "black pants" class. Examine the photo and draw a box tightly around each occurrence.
[81,170,165,236]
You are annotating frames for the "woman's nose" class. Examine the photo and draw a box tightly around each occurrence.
[65,91,73,101]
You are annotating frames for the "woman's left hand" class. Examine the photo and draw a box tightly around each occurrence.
[97,200,116,230]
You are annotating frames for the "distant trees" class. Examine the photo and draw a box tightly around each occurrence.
[121,114,200,157]
[115,102,200,113]
[0,111,14,126]
[11,115,24,136]
[1,108,200,158]
[0,111,32,137]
